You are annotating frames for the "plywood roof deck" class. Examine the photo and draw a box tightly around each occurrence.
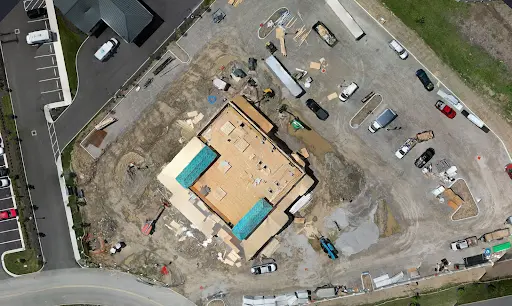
[193,105,303,225]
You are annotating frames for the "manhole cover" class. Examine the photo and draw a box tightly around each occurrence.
[31,130,37,136]
[14,29,20,35]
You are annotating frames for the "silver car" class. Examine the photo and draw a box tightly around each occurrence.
[251,263,277,275]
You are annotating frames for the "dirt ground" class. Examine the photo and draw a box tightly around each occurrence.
[67,0,512,304]
[457,2,512,73]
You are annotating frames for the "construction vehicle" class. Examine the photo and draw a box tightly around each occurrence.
[262,88,275,99]
[141,201,170,236]
[319,236,338,260]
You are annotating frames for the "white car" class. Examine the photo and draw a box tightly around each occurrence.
[0,178,10,188]
[450,240,469,250]
[395,138,417,159]
[0,147,4,156]
[388,39,408,60]
[94,38,119,61]
[339,82,359,102]
[251,262,277,275]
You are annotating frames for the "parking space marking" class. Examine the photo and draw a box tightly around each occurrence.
[0,219,16,225]
[27,18,48,23]
[34,54,54,58]
[0,196,12,202]
[39,77,59,83]
[36,65,57,70]
[53,68,57,76]
[0,228,20,235]
[23,0,45,11]
[49,44,52,53]
[0,239,21,245]
[41,89,62,94]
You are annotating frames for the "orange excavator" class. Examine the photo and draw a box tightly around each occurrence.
[141,201,170,236]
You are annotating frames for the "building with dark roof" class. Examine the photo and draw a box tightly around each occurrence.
[54,0,153,43]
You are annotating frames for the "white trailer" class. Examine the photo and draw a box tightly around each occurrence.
[326,0,365,40]
[265,55,304,97]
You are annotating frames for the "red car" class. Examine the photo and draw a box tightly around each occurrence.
[506,164,512,180]
[435,100,456,119]
[0,209,16,220]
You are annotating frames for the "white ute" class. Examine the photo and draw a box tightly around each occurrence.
[94,38,119,61]
[339,82,359,102]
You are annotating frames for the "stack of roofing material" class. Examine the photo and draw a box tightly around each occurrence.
[176,146,217,188]
[232,198,273,240]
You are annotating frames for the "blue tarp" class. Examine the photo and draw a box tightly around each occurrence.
[176,146,217,188]
[232,198,272,240]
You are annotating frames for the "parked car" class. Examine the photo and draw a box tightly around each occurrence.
[0,147,4,156]
[0,167,9,177]
[0,178,10,188]
[395,138,417,159]
[339,82,359,102]
[435,100,456,119]
[94,38,119,61]
[388,39,408,60]
[0,208,16,220]
[26,8,47,19]
[415,69,434,91]
[251,262,277,275]
[450,236,477,251]
[368,108,397,133]
[305,99,329,120]
[506,163,512,180]
[414,148,435,168]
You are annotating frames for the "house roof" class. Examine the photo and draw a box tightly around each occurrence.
[54,0,153,42]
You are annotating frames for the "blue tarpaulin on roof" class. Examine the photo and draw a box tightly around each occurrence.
[176,146,217,188]
[232,198,272,240]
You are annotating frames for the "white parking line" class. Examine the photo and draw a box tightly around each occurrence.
[38,77,59,82]
[0,239,21,245]
[0,229,20,235]
[27,18,48,23]
[0,218,16,224]
[53,68,57,76]
[51,57,55,65]
[41,89,62,94]
[49,44,52,53]
[36,65,57,70]
[0,196,12,201]
[55,80,59,87]
[34,53,54,58]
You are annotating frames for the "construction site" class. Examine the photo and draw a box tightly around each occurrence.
[68,0,512,305]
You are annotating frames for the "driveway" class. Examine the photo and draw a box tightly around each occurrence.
[55,0,203,148]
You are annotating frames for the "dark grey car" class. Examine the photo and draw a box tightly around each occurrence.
[305,99,329,121]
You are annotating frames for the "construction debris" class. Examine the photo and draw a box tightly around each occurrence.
[299,148,309,158]
[276,27,286,56]
[294,217,305,224]
[327,92,338,100]
[310,62,321,70]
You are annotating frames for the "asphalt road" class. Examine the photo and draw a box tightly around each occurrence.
[0,0,19,23]
[0,268,196,306]
[0,2,76,270]
[55,0,203,148]
[466,296,512,306]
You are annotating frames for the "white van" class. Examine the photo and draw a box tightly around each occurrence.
[94,38,119,61]
[338,82,358,102]
[26,30,53,45]
[389,39,408,60]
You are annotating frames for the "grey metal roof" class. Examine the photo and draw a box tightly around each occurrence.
[54,0,153,42]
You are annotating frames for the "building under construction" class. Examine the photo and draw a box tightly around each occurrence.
[157,96,313,265]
